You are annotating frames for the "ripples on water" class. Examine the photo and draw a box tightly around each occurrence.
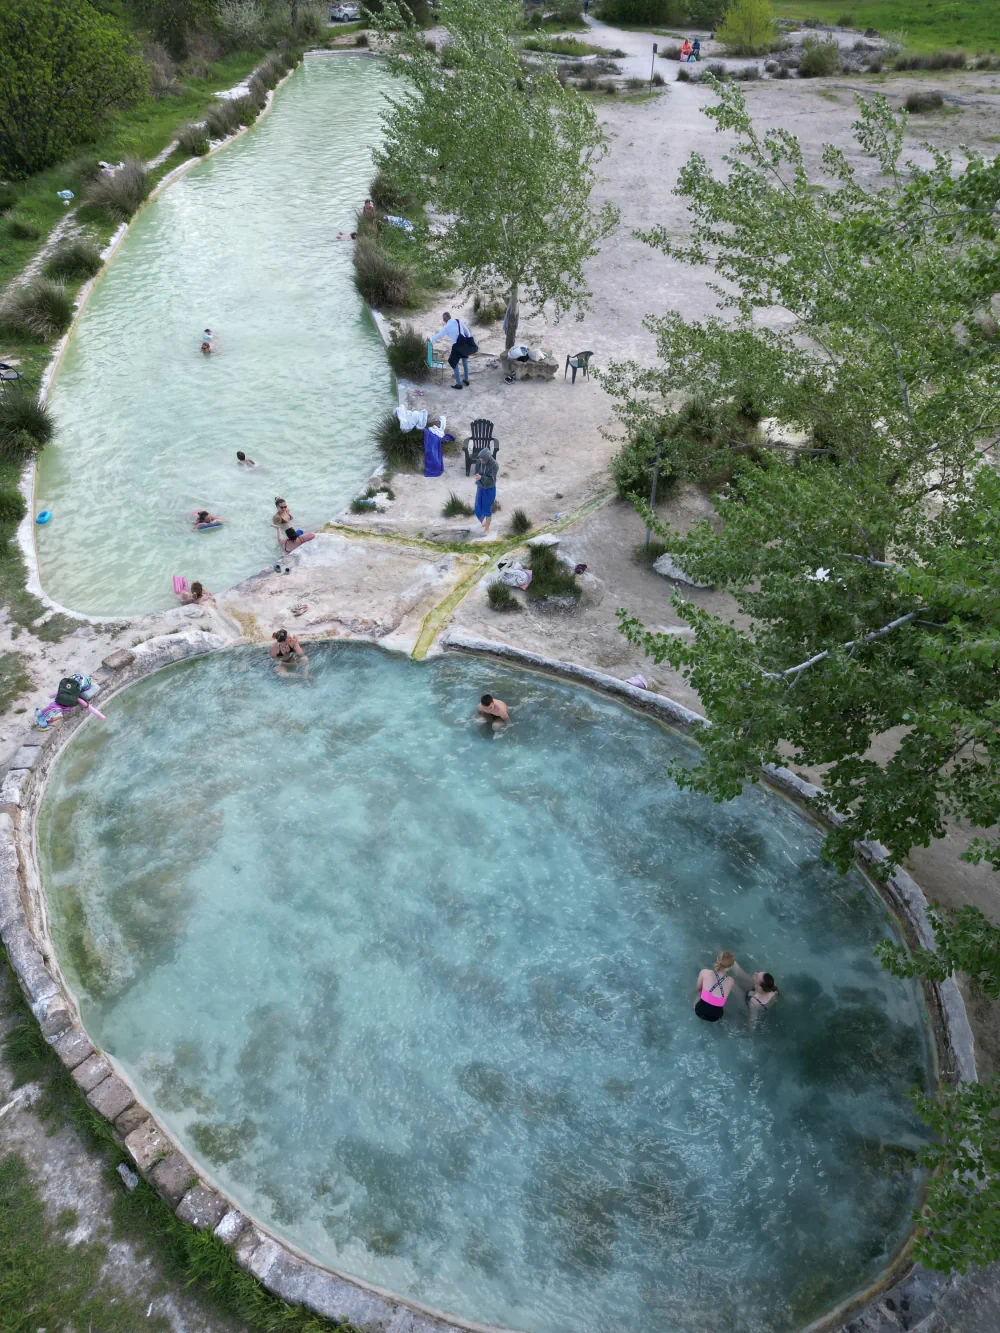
[40,647,931,1333]
[38,57,393,615]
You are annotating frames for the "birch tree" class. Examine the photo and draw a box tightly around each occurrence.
[371,0,618,347]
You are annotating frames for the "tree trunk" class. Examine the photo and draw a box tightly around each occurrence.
[291,0,299,34]
[504,283,519,352]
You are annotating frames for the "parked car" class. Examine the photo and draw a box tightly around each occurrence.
[328,3,360,19]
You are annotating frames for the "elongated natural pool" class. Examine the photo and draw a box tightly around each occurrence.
[40,647,931,1333]
[37,57,392,616]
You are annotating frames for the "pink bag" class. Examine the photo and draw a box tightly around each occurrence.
[173,575,188,595]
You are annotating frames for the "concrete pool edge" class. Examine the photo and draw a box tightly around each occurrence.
[0,630,976,1333]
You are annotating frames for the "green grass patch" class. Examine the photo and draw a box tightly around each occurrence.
[486,578,521,611]
[527,543,581,600]
[0,650,32,712]
[521,35,607,56]
[632,537,668,565]
[443,491,474,517]
[770,0,997,52]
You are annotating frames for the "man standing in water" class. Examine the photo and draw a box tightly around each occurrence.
[477,694,509,724]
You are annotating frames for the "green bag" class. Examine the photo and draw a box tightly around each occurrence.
[54,677,82,709]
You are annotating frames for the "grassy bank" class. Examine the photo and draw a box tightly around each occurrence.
[771,0,998,51]
[1,952,360,1333]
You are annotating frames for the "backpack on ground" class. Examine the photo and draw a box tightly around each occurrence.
[54,676,82,709]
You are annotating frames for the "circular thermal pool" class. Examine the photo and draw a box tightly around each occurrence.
[39,645,931,1333]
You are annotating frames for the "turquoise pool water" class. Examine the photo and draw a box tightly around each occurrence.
[37,57,392,616]
[39,647,931,1333]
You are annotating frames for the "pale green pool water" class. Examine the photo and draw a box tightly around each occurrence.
[40,647,932,1333]
[37,57,392,616]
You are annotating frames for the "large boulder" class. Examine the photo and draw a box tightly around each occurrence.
[504,350,557,381]
[653,553,713,588]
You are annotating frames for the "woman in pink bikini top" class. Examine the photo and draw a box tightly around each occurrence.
[694,950,735,1023]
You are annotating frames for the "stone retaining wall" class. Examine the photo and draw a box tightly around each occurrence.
[0,628,981,1333]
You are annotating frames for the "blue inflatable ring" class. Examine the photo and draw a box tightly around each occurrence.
[36,510,51,525]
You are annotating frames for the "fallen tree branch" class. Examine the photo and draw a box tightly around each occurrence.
[762,610,923,681]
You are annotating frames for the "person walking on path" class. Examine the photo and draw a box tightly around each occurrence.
[473,446,498,536]
[430,311,477,390]
[694,951,735,1022]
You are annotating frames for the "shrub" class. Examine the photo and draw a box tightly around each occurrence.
[257,52,285,88]
[611,428,676,502]
[66,154,103,186]
[297,2,328,40]
[894,50,966,71]
[204,97,243,139]
[706,61,728,79]
[774,63,790,77]
[424,37,437,52]
[443,492,474,517]
[0,0,146,179]
[626,76,645,90]
[836,11,855,25]
[356,32,369,46]
[578,74,599,90]
[652,71,666,86]
[248,75,269,109]
[865,56,882,73]
[43,240,102,281]
[179,123,210,155]
[373,409,423,470]
[633,537,668,565]
[595,0,686,25]
[472,292,505,324]
[353,237,412,308]
[733,63,761,80]
[715,0,776,56]
[0,488,26,524]
[905,90,944,113]
[0,279,73,341]
[764,58,779,71]
[5,214,40,241]
[608,48,628,58]
[216,0,267,50]
[527,543,580,600]
[230,95,258,126]
[659,43,682,60]
[509,507,531,535]
[387,325,429,380]
[686,0,727,22]
[145,40,179,95]
[0,394,54,449]
[675,66,692,82]
[369,168,412,214]
[350,495,377,513]
[798,36,841,77]
[487,579,520,611]
[0,183,17,214]
[601,79,618,94]
[84,157,149,221]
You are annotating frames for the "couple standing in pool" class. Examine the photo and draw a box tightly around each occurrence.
[695,950,778,1024]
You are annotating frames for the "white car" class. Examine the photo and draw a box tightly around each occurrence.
[328,3,360,19]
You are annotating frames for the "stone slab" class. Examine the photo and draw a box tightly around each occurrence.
[125,1119,171,1171]
[51,1025,95,1071]
[0,769,31,808]
[214,1209,248,1244]
[72,1052,111,1092]
[117,1162,140,1191]
[102,648,136,670]
[114,1104,149,1137]
[233,1223,265,1270]
[0,812,20,934]
[10,746,42,771]
[33,991,73,1040]
[149,1151,195,1206]
[87,1074,136,1123]
[4,926,59,1005]
[653,552,713,588]
[176,1184,229,1230]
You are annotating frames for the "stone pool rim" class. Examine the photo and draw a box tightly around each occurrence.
[0,630,975,1333]
[15,46,386,628]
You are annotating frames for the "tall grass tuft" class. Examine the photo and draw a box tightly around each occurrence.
[0,183,17,215]
[509,507,531,535]
[369,168,412,214]
[204,98,243,139]
[487,579,521,611]
[0,394,54,452]
[798,36,841,77]
[443,492,474,517]
[43,240,103,281]
[355,32,370,46]
[353,237,412,308]
[248,75,269,109]
[0,488,26,524]
[527,543,580,600]
[5,214,40,241]
[373,409,424,470]
[179,123,211,156]
[84,158,149,222]
[387,325,429,380]
[905,90,944,112]
[0,279,73,341]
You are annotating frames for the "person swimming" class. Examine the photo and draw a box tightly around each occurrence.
[745,971,779,1018]
[178,579,212,604]
[477,693,509,723]
[201,328,214,353]
[279,526,316,553]
[236,451,256,468]
[272,497,293,534]
[694,951,735,1022]
[193,509,223,529]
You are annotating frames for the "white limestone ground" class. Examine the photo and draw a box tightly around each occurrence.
[2,41,1000,1333]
